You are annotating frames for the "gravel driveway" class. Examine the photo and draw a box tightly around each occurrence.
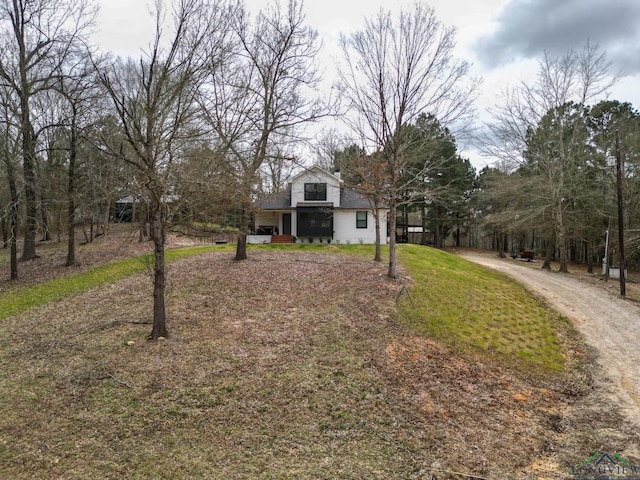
[461,254,640,427]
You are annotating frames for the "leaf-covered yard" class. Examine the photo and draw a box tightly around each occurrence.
[0,235,638,479]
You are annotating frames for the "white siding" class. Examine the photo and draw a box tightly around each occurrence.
[333,210,388,245]
[256,209,388,244]
[247,235,272,244]
[290,169,341,206]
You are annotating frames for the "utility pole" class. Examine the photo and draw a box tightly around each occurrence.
[615,129,626,297]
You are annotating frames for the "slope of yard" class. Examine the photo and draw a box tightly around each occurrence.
[0,236,637,479]
[397,246,568,371]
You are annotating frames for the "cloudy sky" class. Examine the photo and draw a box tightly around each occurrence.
[94,0,640,169]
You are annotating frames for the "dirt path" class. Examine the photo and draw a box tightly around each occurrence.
[461,254,640,427]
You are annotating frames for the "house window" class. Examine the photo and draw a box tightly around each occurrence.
[304,183,327,201]
[356,211,367,229]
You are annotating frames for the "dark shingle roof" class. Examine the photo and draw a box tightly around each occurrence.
[339,188,373,209]
[255,189,290,210]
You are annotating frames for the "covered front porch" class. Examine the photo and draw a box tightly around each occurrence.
[250,206,334,244]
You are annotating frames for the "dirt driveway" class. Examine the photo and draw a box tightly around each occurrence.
[461,254,640,428]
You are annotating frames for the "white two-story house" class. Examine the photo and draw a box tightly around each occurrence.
[250,166,388,244]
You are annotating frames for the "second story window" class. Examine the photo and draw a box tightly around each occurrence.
[304,183,327,201]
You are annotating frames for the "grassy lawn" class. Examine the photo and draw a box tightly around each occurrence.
[396,245,568,372]
[0,243,614,479]
[0,245,234,321]
[251,243,568,372]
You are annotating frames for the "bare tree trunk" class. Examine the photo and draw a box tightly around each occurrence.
[542,230,556,270]
[138,202,149,242]
[21,122,39,261]
[39,193,51,242]
[66,189,76,265]
[235,206,249,261]
[615,129,626,297]
[7,164,19,279]
[66,117,77,266]
[56,209,62,242]
[82,222,90,244]
[373,206,381,262]
[9,207,17,280]
[531,229,535,250]
[421,203,428,245]
[103,196,111,236]
[150,203,168,340]
[388,185,398,278]
[434,213,442,249]
[557,204,569,273]
[497,231,506,258]
[1,216,7,248]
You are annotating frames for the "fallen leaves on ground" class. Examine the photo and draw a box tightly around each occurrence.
[1,240,638,479]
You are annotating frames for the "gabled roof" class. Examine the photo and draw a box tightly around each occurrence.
[289,165,343,184]
[254,166,388,211]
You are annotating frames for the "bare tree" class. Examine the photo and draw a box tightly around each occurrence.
[0,0,96,261]
[523,102,591,272]
[98,0,222,340]
[0,85,21,279]
[55,51,103,266]
[338,2,478,278]
[483,42,621,168]
[482,43,621,271]
[312,127,351,172]
[343,152,390,262]
[260,144,298,194]
[201,0,325,260]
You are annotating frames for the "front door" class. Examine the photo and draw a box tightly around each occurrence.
[283,213,292,235]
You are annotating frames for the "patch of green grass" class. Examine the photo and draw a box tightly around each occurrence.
[249,242,387,258]
[0,245,233,321]
[252,242,568,371]
[0,245,606,479]
[2,241,570,375]
[396,244,567,372]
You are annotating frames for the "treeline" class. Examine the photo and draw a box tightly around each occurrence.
[474,44,639,274]
[0,0,324,268]
[320,42,639,278]
[0,0,331,339]
[476,99,640,273]
[2,0,633,338]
